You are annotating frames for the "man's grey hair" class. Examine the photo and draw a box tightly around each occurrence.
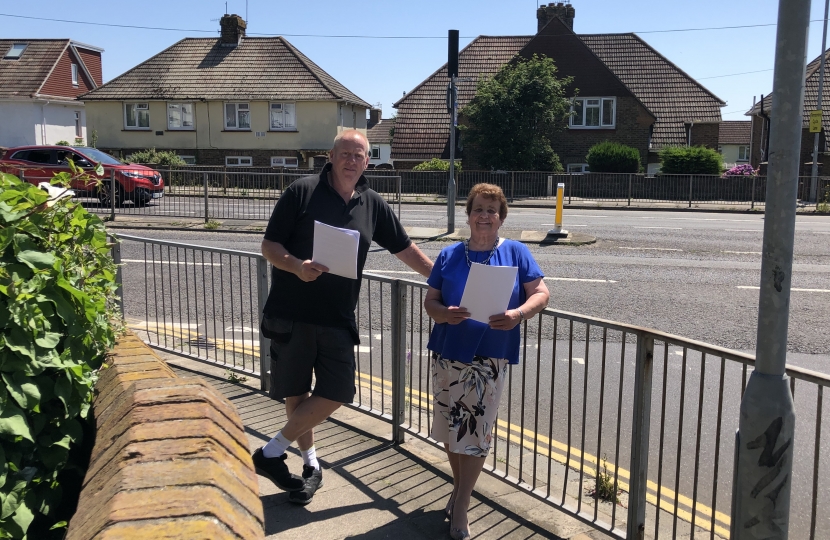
[332,129,370,153]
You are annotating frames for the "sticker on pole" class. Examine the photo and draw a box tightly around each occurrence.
[810,109,823,133]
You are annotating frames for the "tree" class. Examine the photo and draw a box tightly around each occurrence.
[460,54,572,171]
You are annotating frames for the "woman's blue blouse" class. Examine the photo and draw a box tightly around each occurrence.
[426,239,544,364]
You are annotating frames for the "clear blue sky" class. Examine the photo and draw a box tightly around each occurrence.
[3,0,829,120]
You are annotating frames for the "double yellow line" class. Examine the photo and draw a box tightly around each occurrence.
[128,321,730,537]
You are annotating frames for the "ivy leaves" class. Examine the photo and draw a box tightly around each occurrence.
[0,173,120,538]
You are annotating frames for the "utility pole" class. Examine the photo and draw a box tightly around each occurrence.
[732,1,809,538]
[810,0,829,202]
[447,29,459,234]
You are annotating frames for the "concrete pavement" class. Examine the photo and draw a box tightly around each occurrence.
[165,353,613,540]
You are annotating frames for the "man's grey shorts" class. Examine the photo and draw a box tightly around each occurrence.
[265,318,356,403]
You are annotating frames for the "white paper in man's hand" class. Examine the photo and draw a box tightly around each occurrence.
[459,263,519,324]
[312,220,360,279]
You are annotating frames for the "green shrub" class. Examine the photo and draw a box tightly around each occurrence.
[659,146,723,175]
[585,141,642,173]
[124,148,186,166]
[54,141,70,147]
[412,158,461,174]
[0,172,121,538]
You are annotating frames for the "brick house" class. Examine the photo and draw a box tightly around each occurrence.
[391,3,725,173]
[367,109,394,166]
[0,39,103,148]
[718,121,751,169]
[80,14,372,168]
[746,49,830,175]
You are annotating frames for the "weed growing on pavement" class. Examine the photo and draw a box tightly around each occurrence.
[818,202,830,213]
[204,220,221,230]
[225,370,248,384]
[589,455,620,504]
[240,189,248,197]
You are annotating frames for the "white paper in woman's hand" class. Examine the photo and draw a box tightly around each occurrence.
[459,263,518,324]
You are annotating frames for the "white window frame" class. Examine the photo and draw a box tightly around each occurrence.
[71,63,79,86]
[270,156,299,168]
[570,97,616,129]
[225,156,252,167]
[737,145,750,161]
[567,163,590,174]
[371,145,381,159]
[167,102,195,130]
[4,43,27,60]
[225,102,251,130]
[74,111,82,138]
[269,102,296,131]
[124,103,150,130]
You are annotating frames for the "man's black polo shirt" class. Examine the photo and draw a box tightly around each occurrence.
[263,163,411,334]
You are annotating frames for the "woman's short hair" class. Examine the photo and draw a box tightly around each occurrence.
[466,183,508,219]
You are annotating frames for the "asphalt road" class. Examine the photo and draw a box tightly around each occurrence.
[111,206,830,538]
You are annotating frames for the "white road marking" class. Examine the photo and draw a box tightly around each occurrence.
[374,334,382,340]
[545,277,618,283]
[674,351,684,356]
[121,259,222,266]
[618,247,683,252]
[403,219,440,222]
[722,251,761,255]
[814,232,830,235]
[732,229,762,232]
[541,223,587,227]
[152,210,196,214]
[225,326,258,333]
[634,226,683,230]
[560,357,585,364]
[565,215,610,218]
[737,286,830,292]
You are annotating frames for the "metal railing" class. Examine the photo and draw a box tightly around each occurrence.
[113,234,829,539]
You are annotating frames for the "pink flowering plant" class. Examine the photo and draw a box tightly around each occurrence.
[722,164,759,178]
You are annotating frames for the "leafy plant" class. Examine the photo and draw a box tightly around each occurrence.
[54,141,70,147]
[0,172,121,538]
[461,54,571,171]
[722,163,758,177]
[412,158,461,174]
[659,146,723,175]
[585,141,642,173]
[588,455,621,504]
[204,220,221,230]
[225,370,247,384]
[124,148,185,166]
[89,129,98,149]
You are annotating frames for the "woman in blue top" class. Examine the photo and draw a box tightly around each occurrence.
[424,183,550,539]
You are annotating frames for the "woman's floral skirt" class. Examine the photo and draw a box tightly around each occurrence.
[430,352,509,457]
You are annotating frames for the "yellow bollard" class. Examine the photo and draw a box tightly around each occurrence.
[547,182,568,237]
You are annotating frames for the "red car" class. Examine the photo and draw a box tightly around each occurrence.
[0,145,164,206]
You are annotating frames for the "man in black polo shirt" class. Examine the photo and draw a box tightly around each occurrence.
[252,129,433,504]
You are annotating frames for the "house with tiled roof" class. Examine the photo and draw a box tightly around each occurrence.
[81,14,372,167]
[0,39,103,149]
[392,3,725,173]
[746,50,830,174]
[367,109,395,166]
[718,121,751,168]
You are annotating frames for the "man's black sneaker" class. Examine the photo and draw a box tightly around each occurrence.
[288,465,324,505]
[252,448,304,492]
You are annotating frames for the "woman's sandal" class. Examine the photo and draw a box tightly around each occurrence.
[448,505,471,539]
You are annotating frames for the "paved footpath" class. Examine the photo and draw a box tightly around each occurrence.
[164,353,613,540]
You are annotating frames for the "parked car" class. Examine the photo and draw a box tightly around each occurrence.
[0,145,164,206]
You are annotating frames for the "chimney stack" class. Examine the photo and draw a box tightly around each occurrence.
[220,14,246,46]
[537,2,576,32]
[369,108,381,128]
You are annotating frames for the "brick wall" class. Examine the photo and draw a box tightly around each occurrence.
[690,122,719,149]
[40,48,94,99]
[65,332,264,540]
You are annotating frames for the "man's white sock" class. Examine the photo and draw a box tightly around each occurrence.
[301,446,320,470]
[262,431,291,458]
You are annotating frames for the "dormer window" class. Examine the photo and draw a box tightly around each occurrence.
[3,43,27,60]
[71,64,79,86]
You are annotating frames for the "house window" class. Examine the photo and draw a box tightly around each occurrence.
[3,43,27,60]
[269,103,296,130]
[124,103,150,129]
[179,155,196,165]
[570,97,616,128]
[74,111,82,137]
[270,156,299,168]
[225,103,250,130]
[738,145,750,161]
[567,163,590,173]
[226,156,252,167]
[71,64,79,86]
[167,103,194,130]
[371,145,380,159]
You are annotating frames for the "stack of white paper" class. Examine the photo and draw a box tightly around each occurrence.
[312,220,360,279]
[459,263,519,324]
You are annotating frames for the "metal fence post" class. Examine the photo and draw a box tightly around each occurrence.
[256,257,271,392]
[203,172,209,223]
[689,175,694,208]
[390,280,408,444]
[628,174,633,206]
[111,235,124,318]
[110,169,116,221]
[751,176,757,210]
[626,333,654,540]
[510,171,515,202]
